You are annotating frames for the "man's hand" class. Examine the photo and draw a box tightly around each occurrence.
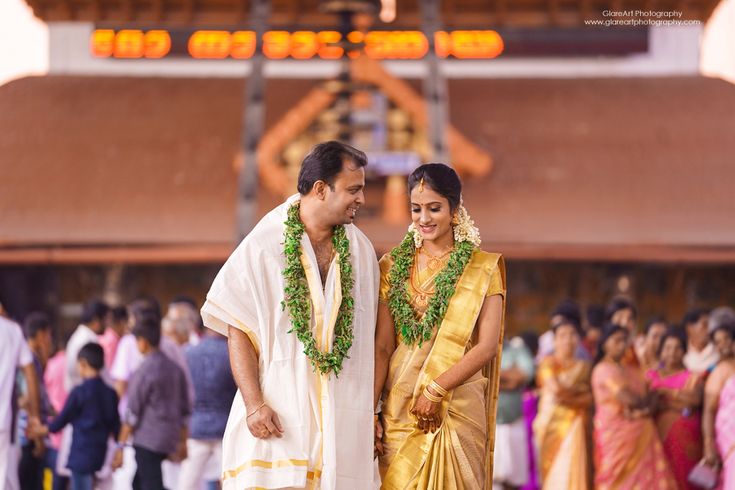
[246,405,284,439]
[374,415,384,458]
[31,438,46,458]
[111,448,124,471]
[168,441,188,462]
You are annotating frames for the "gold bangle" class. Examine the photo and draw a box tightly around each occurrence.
[422,386,443,403]
[246,402,266,418]
[429,380,448,397]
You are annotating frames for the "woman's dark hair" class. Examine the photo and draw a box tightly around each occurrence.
[132,312,161,348]
[552,317,584,338]
[710,319,735,341]
[605,297,637,323]
[586,304,605,331]
[644,316,668,335]
[407,163,462,212]
[518,330,540,358]
[657,327,688,357]
[77,342,105,370]
[551,299,582,329]
[296,141,367,195]
[593,323,629,365]
[111,305,128,323]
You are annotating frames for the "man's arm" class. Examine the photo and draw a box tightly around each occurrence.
[228,325,283,439]
[21,363,41,419]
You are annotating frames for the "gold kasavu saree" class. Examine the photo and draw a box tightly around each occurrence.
[378,250,506,490]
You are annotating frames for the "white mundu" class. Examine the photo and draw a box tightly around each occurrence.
[201,194,379,490]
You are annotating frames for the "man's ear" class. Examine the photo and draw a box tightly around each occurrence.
[313,180,328,200]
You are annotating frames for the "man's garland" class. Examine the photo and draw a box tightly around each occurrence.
[282,202,355,376]
[387,230,475,346]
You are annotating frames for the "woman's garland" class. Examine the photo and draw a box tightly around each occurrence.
[282,202,355,376]
[387,229,475,346]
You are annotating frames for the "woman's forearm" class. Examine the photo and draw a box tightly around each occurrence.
[434,340,499,392]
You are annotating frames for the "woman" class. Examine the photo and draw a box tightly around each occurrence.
[637,318,668,372]
[374,163,504,489]
[592,324,676,490]
[646,329,704,489]
[534,317,592,490]
[702,320,735,489]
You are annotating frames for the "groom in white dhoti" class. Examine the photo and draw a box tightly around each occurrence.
[201,141,379,490]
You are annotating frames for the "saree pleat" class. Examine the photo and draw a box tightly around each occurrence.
[378,250,505,490]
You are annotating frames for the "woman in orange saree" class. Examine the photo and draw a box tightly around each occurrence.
[646,329,704,490]
[534,318,592,490]
[592,324,677,490]
[373,164,505,490]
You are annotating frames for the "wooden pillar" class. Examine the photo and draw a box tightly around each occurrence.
[421,0,449,163]
[236,0,270,242]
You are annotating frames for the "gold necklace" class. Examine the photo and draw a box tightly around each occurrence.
[419,246,453,271]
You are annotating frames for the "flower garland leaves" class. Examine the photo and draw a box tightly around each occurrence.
[281,202,355,376]
[387,230,475,346]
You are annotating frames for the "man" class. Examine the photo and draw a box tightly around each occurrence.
[0,303,41,490]
[19,313,54,490]
[683,308,717,373]
[163,300,199,347]
[99,305,128,369]
[201,141,378,490]
[65,299,109,391]
[179,326,237,490]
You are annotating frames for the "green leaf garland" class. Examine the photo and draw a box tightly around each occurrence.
[387,231,475,346]
[281,202,355,376]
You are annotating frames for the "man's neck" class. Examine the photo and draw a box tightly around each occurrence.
[689,341,709,354]
[299,197,334,244]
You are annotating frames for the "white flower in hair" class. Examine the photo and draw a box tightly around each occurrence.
[453,203,481,247]
[408,222,423,248]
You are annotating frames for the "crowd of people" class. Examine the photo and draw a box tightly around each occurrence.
[493,298,735,490]
[0,295,236,490]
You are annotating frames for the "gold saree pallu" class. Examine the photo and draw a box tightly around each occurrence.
[381,251,506,490]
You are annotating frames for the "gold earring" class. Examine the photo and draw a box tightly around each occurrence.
[451,214,459,225]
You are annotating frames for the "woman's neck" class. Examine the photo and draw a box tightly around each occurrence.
[422,233,454,255]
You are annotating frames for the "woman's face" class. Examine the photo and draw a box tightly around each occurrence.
[554,324,579,359]
[659,336,685,369]
[644,323,667,355]
[713,329,734,358]
[410,184,454,246]
[604,330,628,362]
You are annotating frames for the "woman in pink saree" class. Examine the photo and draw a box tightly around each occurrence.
[592,324,677,490]
[703,320,735,489]
[646,329,704,490]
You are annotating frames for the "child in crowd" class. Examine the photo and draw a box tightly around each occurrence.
[112,312,190,490]
[28,342,120,490]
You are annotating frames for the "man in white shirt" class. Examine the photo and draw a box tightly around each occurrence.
[0,311,41,490]
[683,308,718,373]
[64,300,110,391]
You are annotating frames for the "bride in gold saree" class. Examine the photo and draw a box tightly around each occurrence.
[374,163,505,490]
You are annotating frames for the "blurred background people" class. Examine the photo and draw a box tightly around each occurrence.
[493,336,535,490]
[682,308,717,374]
[646,328,704,489]
[592,324,676,489]
[534,316,592,489]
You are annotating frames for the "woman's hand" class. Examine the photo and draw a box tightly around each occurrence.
[410,388,442,433]
[703,441,722,468]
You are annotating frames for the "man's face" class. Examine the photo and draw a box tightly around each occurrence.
[322,159,365,226]
[687,315,710,348]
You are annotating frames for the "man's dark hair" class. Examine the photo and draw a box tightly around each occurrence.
[77,342,105,370]
[682,308,709,328]
[132,312,161,347]
[296,141,368,195]
[111,305,128,323]
[605,297,637,323]
[128,297,162,325]
[80,299,109,325]
[23,312,52,339]
[171,295,198,309]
